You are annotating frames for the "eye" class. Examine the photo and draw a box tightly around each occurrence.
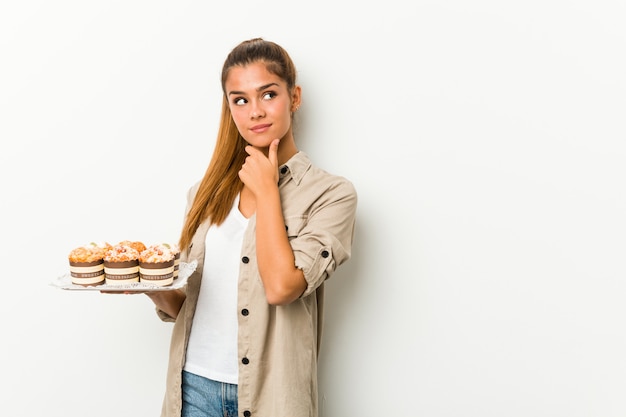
[262,91,276,100]
[233,97,247,106]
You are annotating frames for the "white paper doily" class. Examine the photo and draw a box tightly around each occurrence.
[50,260,197,292]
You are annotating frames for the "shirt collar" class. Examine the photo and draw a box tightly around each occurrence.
[278,151,311,186]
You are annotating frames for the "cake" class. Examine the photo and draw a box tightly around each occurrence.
[139,244,176,287]
[68,242,111,286]
[165,243,181,279]
[103,242,141,285]
[118,240,146,254]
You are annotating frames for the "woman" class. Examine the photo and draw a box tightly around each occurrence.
[147,38,357,417]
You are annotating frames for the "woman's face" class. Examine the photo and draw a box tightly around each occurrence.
[225,61,299,149]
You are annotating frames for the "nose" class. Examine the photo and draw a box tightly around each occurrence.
[250,101,265,119]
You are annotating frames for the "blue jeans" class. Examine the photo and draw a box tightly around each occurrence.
[182,370,238,417]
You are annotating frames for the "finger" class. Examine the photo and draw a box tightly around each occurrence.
[268,139,280,168]
[244,145,255,156]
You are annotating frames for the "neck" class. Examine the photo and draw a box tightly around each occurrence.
[278,141,298,165]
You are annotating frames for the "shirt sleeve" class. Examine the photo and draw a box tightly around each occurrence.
[154,183,198,322]
[287,178,358,298]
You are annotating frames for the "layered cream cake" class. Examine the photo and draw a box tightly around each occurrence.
[118,240,146,254]
[103,243,141,285]
[68,242,111,286]
[139,244,176,287]
[164,243,181,279]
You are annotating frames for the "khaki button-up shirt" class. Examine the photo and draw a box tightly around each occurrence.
[157,152,357,417]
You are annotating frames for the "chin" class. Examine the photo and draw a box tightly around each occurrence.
[244,137,274,148]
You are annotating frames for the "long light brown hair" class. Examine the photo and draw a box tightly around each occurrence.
[179,38,298,251]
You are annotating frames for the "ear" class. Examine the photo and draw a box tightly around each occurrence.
[291,85,302,112]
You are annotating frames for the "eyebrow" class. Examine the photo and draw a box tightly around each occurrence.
[228,82,280,96]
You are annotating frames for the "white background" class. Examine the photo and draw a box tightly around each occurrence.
[1,1,625,416]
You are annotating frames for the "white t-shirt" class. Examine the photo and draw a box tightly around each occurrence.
[183,194,249,384]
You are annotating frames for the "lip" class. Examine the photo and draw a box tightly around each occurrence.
[250,123,271,133]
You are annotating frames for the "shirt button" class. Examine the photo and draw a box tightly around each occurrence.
[321,250,329,258]
[242,357,250,365]
[242,256,249,264]
[280,166,288,174]
[243,411,251,417]
[241,308,249,316]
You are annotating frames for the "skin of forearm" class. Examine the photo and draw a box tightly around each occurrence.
[146,290,186,319]
[255,187,306,305]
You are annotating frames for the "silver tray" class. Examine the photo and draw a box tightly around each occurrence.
[50,260,197,292]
